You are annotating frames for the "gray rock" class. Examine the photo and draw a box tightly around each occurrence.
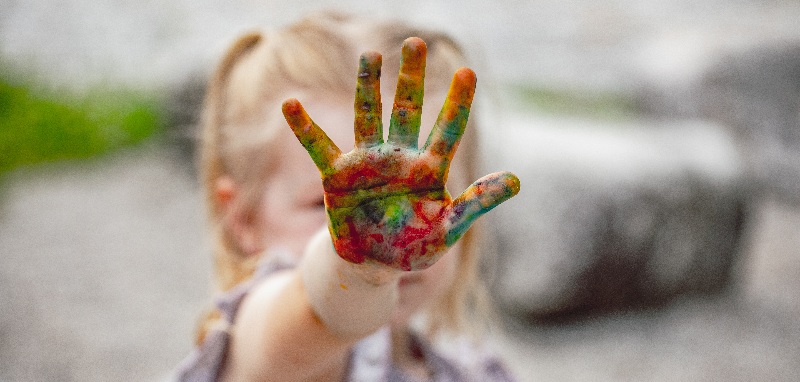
[482,115,751,319]
[638,40,800,204]
[699,44,800,204]
[163,73,208,170]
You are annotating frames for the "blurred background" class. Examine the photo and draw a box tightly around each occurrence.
[1,1,799,381]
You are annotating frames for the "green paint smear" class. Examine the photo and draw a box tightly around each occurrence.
[0,67,164,174]
[384,203,405,230]
[507,84,639,121]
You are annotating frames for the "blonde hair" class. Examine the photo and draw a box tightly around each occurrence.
[197,11,488,343]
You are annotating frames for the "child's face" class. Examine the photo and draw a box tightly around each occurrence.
[253,93,468,324]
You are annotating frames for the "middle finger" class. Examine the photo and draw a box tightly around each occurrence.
[387,37,427,149]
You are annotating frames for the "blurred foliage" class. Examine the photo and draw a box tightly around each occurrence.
[0,69,164,174]
[508,84,639,120]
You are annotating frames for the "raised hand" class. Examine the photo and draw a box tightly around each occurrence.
[282,37,519,271]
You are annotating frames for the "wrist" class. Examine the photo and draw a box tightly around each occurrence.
[338,253,403,287]
[312,227,402,286]
[300,228,401,339]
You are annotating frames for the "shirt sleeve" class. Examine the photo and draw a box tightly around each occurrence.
[173,323,231,382]
[172,249,298,382]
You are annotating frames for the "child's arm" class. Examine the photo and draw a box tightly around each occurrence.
[219,229,398,381]
[219,38,519,381]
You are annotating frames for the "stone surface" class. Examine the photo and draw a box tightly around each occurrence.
[493,291,800,382]
[483,114,750,318]
[493,197,800,382]
[0,144,211,381]
[640,42,800,204]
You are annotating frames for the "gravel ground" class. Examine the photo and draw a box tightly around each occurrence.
[0,143,211,381]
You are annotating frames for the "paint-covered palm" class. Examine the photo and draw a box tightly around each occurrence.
[282,37,519,271]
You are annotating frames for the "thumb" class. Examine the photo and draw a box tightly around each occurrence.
[445,171,520,246]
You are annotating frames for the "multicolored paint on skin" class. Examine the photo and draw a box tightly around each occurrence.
[445,172,520,247]
[354,51,383,148]
[282,100,341,176]
[282,37,520,271]
[388,37,426,149]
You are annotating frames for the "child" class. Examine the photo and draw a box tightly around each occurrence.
[177,12,520,381]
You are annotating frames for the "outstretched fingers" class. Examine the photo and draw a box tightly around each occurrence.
[354,51,383,148]
[388,37,427,148]
[282,98,341,174]
[445,171,520,246]
[423,67,476,164]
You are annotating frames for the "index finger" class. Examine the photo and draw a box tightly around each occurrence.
[423,67,476,164]
[282,98,341,175]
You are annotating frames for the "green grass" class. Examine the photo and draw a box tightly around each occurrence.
[0,72,164,173]
[507,84,640,120]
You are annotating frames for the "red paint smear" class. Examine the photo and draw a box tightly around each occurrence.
[334,220,366,264]
[392,225,431,249]
[346,165,382,183]
[400,251,412,271]
[370,233,384,243]
[412,200,444,225]
[337,163,384,190]
[399,162,438,189]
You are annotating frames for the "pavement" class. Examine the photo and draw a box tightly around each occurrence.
[0,143,210,381]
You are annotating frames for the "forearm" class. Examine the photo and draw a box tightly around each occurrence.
[221,228,401,381]
[301,227,401,340]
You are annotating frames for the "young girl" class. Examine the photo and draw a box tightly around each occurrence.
[177,12,520,381]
